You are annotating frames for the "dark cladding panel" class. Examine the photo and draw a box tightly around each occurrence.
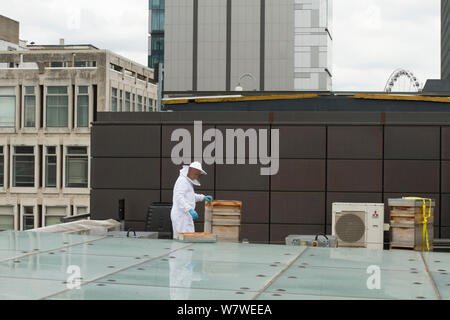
[326,193,383,225]
[442,127,450,159]
[328,126,383,159]
[441,194,450,227]
[91,189,160,221]
[92,158,160,189]
[271,159,325,192]
[216,191,270,224]
[384,160,440,193]
[442,161,450,193]
[442,227,450,238]
[327,160,382,192]
[216,164,269,191]
[275,126,326,159]
[161,158,214,191]
[241,224,269,244]
[270,224,324,244]
[385,126,440,160]
[91,125,161,157]
[195,223,205,232]
[124,221,146,232]
[271,192,325,224]
[384,193,440,227]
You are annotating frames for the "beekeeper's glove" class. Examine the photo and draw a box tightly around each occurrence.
[189,209,199,220]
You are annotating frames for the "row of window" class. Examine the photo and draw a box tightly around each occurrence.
[0,204,89,231]
[3,61,97,69]
[111,88,156,112]
[0,86,90,129]
[0,145,89,190]
[48,61,97,68]
[109,64,155,86]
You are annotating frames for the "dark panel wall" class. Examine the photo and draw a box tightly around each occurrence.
[92,117,450,244]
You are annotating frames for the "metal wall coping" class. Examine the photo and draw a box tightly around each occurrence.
[353,94,450,103]
[95,112,450,126]
[162,93,450,105]
[163,93,319,105]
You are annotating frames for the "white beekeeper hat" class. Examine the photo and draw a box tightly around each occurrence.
[189,161,207,175]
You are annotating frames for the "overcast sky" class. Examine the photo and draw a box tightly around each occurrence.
[0,0,441,91]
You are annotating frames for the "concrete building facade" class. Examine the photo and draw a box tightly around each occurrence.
[0,46,157,232]
[163,0,332,93]
[442,0,450,80]
[0,15,19,46]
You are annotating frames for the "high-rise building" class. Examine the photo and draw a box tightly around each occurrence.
[148,0,165,69]
[162,0,332,93]
[442,0,450,80]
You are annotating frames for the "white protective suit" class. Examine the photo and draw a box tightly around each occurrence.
[170,166,205,235]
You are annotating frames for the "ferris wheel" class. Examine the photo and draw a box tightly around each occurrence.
[384,69,423,93]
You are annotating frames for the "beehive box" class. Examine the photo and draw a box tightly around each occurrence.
[388,198,435,251]
[204,200,242,242]
[174,233,217,243]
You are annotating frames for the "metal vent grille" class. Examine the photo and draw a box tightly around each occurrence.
[335,211,366,247]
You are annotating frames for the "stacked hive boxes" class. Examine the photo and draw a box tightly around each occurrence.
[204,200,242,242]
[388,198,435,251]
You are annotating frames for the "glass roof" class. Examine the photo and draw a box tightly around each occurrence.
[0,231,448,300]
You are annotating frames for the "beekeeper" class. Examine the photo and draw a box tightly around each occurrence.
[171,162,213,235]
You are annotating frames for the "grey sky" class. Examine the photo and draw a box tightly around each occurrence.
[0,0,441,91]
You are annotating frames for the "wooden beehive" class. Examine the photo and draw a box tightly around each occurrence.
[174,233,217,243]
[204,200,242,242]
[388,198,435,251]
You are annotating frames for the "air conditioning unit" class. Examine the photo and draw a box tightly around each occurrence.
[332,203,384,250]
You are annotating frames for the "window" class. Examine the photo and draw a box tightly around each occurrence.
[0,87,16,128]
[46,86,68,127]
[111,88,118,112]
[119,90,123,112]
[7,47,17,68]
[45,207,66,226]
[77,206,88,215]
[151,9,165,32]
[65,147,88,188]
[50,61,69,68]
[0,146,4,188]
[13,146,35,187]
[45,146,57,188]
[149,98,154,111]
[74,61,96,68]
[144,96,147,111]
[137,95,143,112]
[110,63,122,72]
[132,94,136,112]
[24,86,36,128]
[150,0,165,10]
[77,86,89,127]
[22,206,35,231]
[125,92,131,112]
[0,206,14,231]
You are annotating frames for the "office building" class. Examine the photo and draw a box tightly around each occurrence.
[0,19,158,231]
[148,0,165,68]
[163,0,332,93]
[442,0,450,79]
